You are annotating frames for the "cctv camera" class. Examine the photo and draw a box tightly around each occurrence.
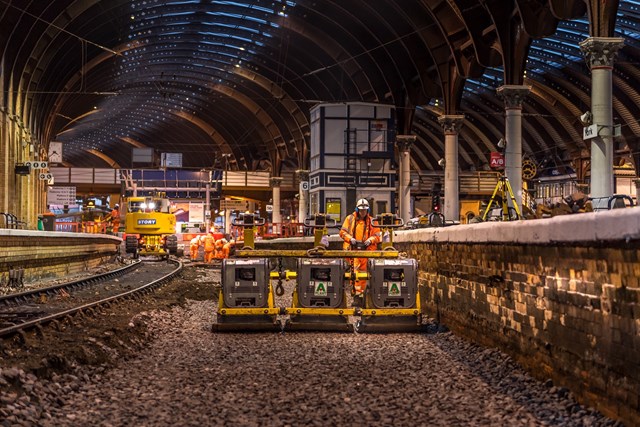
[579,111,593,126]
[497,138,506,149]
[437,158,446,167]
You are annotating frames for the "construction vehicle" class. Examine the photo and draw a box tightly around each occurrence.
[123,193,178,259]
[212,211,422,333]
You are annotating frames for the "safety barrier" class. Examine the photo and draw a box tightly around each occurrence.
[82,221,108,234]
[589,194,635,211]
[260,222,305,239]
[55,221,81,232]
[0,212,26,229]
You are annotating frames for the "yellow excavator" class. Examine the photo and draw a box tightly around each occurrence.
[123,193,178,259]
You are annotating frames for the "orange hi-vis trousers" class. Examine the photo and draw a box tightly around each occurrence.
[351,257,368,295]
[189,243,199,261]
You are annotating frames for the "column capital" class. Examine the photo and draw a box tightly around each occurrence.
[579,37,624,69]
[295,169,309,181]
[496,85,530,109]
[395,135,416,151]
[437,115,465,134]
[269,176,283,187]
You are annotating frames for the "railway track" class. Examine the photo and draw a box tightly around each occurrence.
[0,258,182,338]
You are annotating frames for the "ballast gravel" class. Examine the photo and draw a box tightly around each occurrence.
[0,266,621,426]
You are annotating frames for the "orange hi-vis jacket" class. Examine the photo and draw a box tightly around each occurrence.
[214,238,227,259]
[203,234,216,252]
[111,209,120,229]
[339,212,381,250]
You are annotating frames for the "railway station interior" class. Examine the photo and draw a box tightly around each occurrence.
[1,1,640,426]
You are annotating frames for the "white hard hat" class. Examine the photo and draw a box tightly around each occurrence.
[356,198,369,210]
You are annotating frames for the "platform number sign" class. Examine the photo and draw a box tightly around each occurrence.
[300,181,309,192]
[39,172,53,181]
[489,152,504,169]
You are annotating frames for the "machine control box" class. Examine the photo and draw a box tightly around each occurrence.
[367,258,417,309]
[222,258,270,307]
[296,258,347,308]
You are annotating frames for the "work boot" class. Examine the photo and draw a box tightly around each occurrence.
[352,295,363,308]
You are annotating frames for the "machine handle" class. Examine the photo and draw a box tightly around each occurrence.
[372,213,405,228]
[231,214,266,227]
[303,214,338,229]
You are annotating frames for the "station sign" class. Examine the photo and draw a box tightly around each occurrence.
[189,202,204,223]
[47,186,76,205]
[220,199,248,211]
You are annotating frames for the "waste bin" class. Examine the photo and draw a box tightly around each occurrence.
[41,213,55,231]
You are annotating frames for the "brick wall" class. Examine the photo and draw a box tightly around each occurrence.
[392,209,640,425]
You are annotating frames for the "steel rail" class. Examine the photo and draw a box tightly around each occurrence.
[0,259,182,338]
[0,260,142,307]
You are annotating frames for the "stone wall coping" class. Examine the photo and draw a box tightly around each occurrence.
[269,208,640,245]
[394,208,640,244]
[0,229,122,243]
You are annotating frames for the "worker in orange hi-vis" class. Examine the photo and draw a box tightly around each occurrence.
[339,198,381,307]
[203,232,216,263]
[189,235,201,261]
[110,204,120,234]
[214,237,227,259]
[222,238,235,259]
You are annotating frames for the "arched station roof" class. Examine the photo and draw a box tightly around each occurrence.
[1,0,639,178]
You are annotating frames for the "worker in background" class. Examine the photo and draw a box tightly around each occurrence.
[110,204,120,234]
[222,237,235,259]
[203,231,216,263]
[214,236,227,259]
[339,198,381,307]
[189,235,201,262]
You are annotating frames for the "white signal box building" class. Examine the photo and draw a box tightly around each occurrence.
[309,102,396,222]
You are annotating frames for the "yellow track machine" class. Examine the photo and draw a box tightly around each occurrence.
[123,193,178,259]
[211,212,422,333]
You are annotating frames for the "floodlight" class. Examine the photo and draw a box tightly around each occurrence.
[579,111,593,126]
